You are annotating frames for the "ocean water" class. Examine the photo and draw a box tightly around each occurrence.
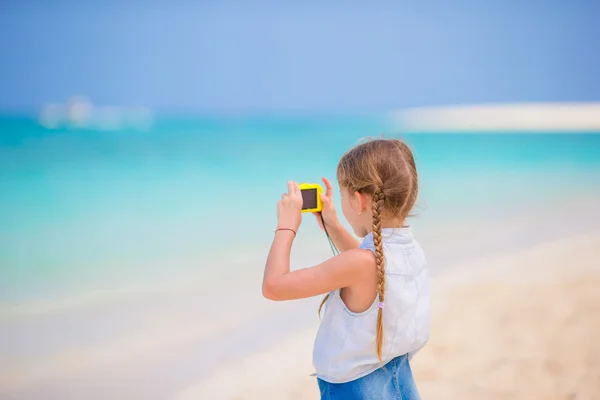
[1,114,600,305]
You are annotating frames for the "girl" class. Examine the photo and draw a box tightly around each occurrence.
[262,138,430,400]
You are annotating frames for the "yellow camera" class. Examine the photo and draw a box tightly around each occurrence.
[299,183,323,213]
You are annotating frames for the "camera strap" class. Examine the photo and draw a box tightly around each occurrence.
[320,213,339,256]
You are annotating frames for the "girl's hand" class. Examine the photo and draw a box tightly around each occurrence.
[313,177,339,230]
[277,181,303,232]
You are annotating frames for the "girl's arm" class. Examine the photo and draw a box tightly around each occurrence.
[262,231,374,301]
[324,221,360,252]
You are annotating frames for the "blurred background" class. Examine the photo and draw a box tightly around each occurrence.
[1,1,599,399]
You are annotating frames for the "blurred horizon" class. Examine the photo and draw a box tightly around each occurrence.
[4,98,600,135]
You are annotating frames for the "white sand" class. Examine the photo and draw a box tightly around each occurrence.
[412,231,600,399]
[175,231,600,400]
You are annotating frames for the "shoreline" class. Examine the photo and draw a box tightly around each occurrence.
[3,189,599,316]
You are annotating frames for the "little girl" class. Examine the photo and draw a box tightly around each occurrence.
[262,138,430,400]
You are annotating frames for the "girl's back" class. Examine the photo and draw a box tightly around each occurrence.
[313,227,430,383]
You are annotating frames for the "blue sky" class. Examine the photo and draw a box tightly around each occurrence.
[1,0,599,112]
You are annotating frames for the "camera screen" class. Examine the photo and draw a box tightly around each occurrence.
[301,188,318,210]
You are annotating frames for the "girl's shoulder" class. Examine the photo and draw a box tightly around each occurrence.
[359,227,417,250]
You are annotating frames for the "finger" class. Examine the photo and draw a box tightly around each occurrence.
[294,181,301,197]
[291,181,300,198]
[312,212,324,228]
[322,177,334,197]
[297,185,304,204]
[320,192,329,204]
[287,180,295,196]
[282,193,288,201]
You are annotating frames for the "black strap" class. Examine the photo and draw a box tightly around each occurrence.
[320,213,339,256]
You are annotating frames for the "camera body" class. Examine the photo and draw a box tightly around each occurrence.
[299,183,323,213]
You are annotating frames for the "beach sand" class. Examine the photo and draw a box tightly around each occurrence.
[412,231,600,400]
[176,231,600,400]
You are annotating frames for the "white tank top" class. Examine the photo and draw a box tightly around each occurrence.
[312,227,430,383]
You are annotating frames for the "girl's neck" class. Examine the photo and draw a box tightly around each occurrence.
[381,217,405,229]
[363,218,406,233]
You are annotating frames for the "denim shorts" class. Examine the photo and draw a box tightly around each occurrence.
[316,354,421,400]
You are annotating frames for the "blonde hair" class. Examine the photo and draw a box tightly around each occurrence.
[318,137,419,362]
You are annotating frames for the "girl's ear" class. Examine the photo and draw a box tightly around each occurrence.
[355,191,369,214]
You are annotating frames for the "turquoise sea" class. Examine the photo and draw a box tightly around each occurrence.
[1,114,600,304]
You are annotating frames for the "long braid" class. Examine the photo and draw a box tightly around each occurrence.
[372,186,386,362]
[318,293,329,317]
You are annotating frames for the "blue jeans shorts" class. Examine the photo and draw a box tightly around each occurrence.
[316,354,421,400]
